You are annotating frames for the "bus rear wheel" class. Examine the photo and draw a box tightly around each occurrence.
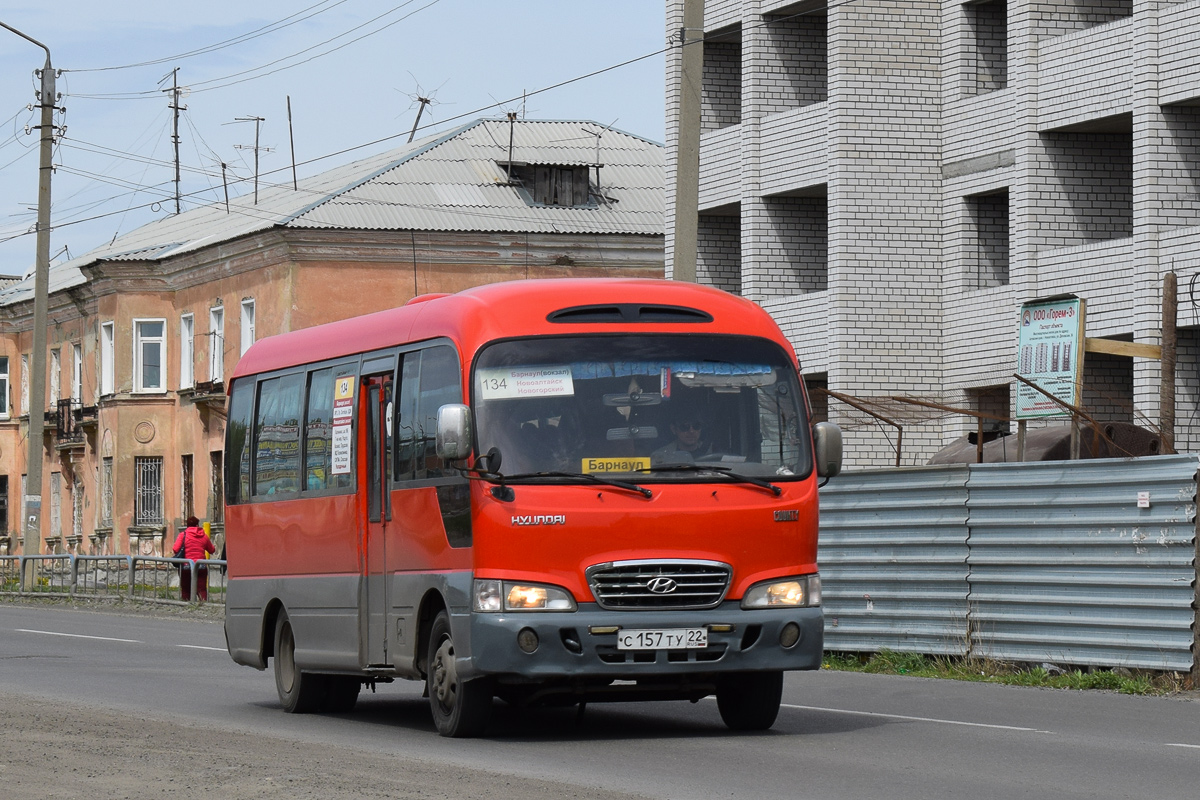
[715,671,784,731]
[427,610,491,737]
[274,610,325,713]
[323,676,361,713]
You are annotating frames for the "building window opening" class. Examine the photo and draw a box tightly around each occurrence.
[135,456,164,527]
[964,0,1007,96]
[965,189,1010,288]
[508,165,592,207]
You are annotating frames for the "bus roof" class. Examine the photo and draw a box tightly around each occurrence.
[231,278,791,381]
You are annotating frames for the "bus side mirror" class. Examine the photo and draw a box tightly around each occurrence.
[813,422,843,478]
[436,404,472,461]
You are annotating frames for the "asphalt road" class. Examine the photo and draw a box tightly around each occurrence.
[0,601,1196,799]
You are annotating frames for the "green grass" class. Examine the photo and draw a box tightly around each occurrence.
[822,650,1179,695]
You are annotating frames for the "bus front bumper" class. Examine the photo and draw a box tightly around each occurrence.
[461,602,823,684]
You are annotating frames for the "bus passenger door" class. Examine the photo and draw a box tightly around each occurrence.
[362,370,393,666]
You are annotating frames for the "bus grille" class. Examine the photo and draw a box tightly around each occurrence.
[586,560,731,610]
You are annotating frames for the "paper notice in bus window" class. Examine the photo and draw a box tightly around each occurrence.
[583,457,650,474]
[331,423,352,474]
[478,366,574,399]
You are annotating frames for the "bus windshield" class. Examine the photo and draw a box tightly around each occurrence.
[473,334,811,481]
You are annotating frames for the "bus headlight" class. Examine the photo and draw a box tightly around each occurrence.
[473,579,577,612]
[741,574,821,608]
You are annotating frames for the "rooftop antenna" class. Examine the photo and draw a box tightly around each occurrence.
[400,74,448,143]
[231,116,271,205]
[581,119,617,200]
[506,111,517,182]
[287,96,297,190]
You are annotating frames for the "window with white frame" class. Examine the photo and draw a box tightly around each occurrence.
[71,343,82,402]
[180,314,195,390]
[210,306,224,383]
[240,298,255,356]
[100,322,114,397]
[0,356,9,419]
[133,319,166,392]
[50,348,60,405]
[21,354,29,414]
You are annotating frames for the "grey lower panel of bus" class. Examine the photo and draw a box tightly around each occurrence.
[225,571,472,679]
[227,577,821,686]
[461,603,824,683]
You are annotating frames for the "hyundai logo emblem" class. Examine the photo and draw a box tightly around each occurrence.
[647,577,678,594]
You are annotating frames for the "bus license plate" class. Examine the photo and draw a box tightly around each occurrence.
[617,628,708,651]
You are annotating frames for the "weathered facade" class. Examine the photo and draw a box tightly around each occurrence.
[0,118,664,556]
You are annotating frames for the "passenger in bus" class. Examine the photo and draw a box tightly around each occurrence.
[652,413,712,463]
[172,516,216,602]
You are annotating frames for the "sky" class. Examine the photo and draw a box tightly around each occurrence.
[0,1,667,278]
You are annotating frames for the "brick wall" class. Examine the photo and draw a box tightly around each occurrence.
[702,35,742,132]
[697,211,742,293]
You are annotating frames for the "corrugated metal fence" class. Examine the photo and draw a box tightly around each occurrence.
[819,454,1198,671]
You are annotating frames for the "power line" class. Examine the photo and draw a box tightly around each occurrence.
[63,0,351,73]
[64,1,441,100]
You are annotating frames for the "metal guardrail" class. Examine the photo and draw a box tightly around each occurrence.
[0,553,226,605]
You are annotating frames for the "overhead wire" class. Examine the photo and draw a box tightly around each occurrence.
[65,1,441,100]
[65,0,350,73]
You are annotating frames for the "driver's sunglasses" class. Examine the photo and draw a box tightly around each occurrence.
[677,421,702,432]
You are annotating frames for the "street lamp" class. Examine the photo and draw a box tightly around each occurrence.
[1,20,55,586]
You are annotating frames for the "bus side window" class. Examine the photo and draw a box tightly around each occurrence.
[415,346,462,480]
[253,373,303,497]
[226,378,254,505]
[303,367,355,491]
[394,354,420,480]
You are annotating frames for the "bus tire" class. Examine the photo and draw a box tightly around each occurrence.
[323,676,361,713]
[427,610,491,737]
[715,671,783,731]
[274,610,326,714]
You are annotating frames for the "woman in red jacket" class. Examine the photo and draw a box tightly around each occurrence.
[173,516,216,601]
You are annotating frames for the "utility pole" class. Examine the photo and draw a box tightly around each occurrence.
[233,116,269,205]
[0,21,55,584]
[161,68,186,214]
[672,0,704,282]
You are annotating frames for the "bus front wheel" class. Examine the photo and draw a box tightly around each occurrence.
[274,610,325,713]
[715,671,784,731]
[427,610,492,737]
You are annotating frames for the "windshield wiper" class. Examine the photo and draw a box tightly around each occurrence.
[641,464,782,496]
[496,471,654,499]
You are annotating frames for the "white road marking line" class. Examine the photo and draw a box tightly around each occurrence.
[782,703,1050,733]
[177,645,226,652]
[1165,743,1200,750]
[16,628,140,644]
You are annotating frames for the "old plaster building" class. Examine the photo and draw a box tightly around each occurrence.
[666,0,1200,466]
[0,118,664,556]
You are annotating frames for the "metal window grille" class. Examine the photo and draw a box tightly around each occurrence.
[135,457,164,526]
[100,458,113,527]
[50,472,61,537]
[181,454,194,521]
[209,451,224,522]
[72,480,83,539]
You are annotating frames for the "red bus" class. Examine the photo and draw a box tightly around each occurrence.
[223,278,842,736]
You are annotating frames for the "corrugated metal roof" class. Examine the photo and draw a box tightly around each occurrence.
[0,119,663,308]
